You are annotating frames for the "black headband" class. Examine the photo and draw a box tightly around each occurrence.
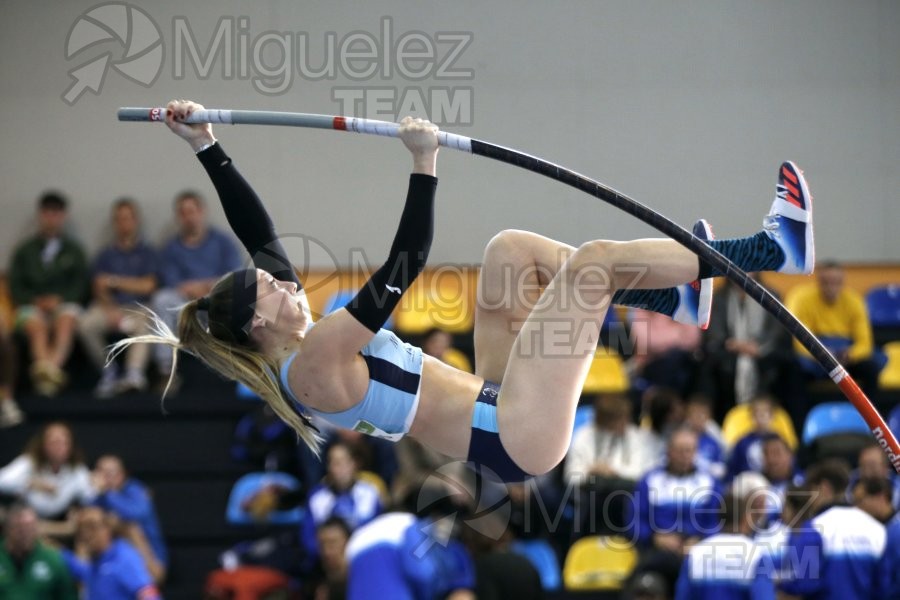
[197,268,257,345]
[229,268,258,344]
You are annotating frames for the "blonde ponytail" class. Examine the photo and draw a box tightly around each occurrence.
[108,299,322,455]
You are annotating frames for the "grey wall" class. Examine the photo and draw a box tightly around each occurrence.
[1,0,898,269]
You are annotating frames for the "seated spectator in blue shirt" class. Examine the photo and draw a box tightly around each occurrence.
[778,460,890,600]
[301,442,384,563]
[848,443,900,509]
[63,507,160,600]
[625,427,723,596]
[675,493,776,600]
[90,455,166,583]
[759,434,803,524]
[726,395,779,480]
[684,395,725,479]
[850,476,900,597]
[77,199,158,398]
[151,190,241,390]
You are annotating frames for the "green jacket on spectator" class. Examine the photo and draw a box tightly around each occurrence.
[8,236,88,306]
[0,538,77,599]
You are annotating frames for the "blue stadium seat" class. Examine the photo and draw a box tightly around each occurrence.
[867,286,900,328]
[572,404,595,444]
[226,472,304,526]
[802,402,870,445]
[510,539,561,591]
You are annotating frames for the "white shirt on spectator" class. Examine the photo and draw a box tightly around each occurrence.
[0,455,97,518]
[565,422,659,485]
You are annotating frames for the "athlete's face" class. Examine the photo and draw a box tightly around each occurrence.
[253,269,308,334]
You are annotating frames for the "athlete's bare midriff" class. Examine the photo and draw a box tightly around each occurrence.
[408,355,485,459]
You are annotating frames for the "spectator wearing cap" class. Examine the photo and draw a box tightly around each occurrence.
[77,199,158,398]
[8,191,88,396]
[150,190,241,391]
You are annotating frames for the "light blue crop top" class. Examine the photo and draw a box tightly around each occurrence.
[279,328,424,441]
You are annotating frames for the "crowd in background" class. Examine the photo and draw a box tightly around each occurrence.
[0,189,898,599]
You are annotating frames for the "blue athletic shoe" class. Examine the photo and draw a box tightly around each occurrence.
[764,161,814,275]
[673,219,715,329]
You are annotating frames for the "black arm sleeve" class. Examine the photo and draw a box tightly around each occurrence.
[345,174,437,333]
[196,142,300,286]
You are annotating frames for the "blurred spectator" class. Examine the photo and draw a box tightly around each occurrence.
[8,192,87,396]
[305,517,350,600]
[759,434,803,522]
[729,471,772,530]
[91,455,167,583]
[345,486,475,600]
[63,506,160,600]
[151,190,241,391]
[623,572,668,600]
[0,422,96,535]
[421,327,472,372]
[778,459,890,599]
[851,477,900,598]
[329,429,398,490]
[698,277,794,417]
[0,319,23,427]
[462,505,543,600]
[641,387,685,462]
[77,199,158,398]
[848,443,900,508]
[674,493,776,600]
[625,428,723,596]
[300,442,383,562]
[786,260,881,397]
[0,502,77,598]
[231,403,298,473]
[566,393,657,484]
[725,395,778,480]
[683,395,725,478]
[629,309,701,398]
[565,393,656,534]
[391,437,460,507]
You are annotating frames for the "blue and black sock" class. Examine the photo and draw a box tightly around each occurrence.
[611,232,784,317]
[699,231,785,278]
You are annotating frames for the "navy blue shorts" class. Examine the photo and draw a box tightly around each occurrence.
[466,380,532,482]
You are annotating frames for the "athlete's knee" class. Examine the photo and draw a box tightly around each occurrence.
[572,240,643,290]
[484,229,530,260]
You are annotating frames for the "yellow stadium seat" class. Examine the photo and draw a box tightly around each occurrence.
[395,278,473,334]
[879,342,900,390]
[721,403,798,450]
[582,349,630,394]
[563,535,637,591]
[442,347,473,373]
[356,470,389,505]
